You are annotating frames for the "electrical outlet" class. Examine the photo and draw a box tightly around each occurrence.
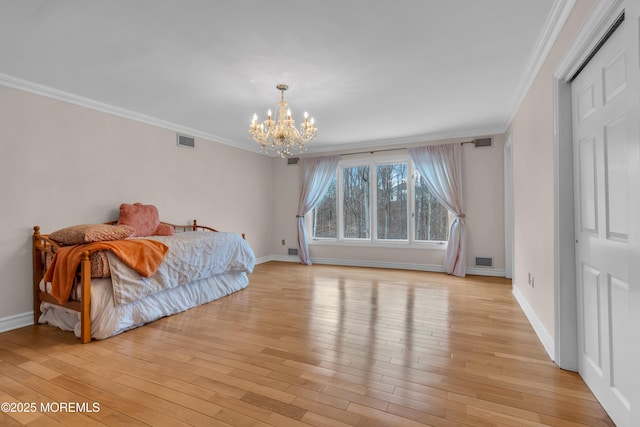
[281,239,285,246]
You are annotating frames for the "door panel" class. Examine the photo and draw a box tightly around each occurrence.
[609,275,629,397]
[581,263,601,370]
[604,115,628,239]
[572,20,630,426]
[578,136,598,233]
[603,51,626,104]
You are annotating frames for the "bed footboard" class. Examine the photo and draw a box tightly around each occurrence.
[177,220,245,240]
[33,226,92,343]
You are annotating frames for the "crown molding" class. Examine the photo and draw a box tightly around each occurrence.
[554,0,625,80]
[0,72,260,154]
[304,125,504,156]
[503,0,577,130]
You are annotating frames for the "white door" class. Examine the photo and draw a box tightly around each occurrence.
[571,21,630,426]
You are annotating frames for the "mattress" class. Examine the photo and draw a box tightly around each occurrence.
[39,271,248,340]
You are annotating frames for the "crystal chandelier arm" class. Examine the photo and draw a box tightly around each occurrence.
[248,83,317,157]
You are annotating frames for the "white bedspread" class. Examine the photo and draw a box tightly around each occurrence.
[107,231,255,304]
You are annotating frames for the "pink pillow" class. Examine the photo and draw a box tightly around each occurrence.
[117,203,162,237]
[155,222,175,236]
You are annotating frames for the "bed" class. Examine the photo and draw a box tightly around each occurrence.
[32,205,255,343]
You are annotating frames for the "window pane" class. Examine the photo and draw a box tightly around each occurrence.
[415,172,449,241]
[377,163,408,240]
[312,175,337,238]
[343,165,370,238]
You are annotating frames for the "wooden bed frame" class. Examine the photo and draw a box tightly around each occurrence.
[32,220,232,344]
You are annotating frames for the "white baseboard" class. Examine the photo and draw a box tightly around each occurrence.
[0,311,33,333]
[466,266,506,277]
[512,284,555,361]
[263,256,505,277]
[265,255,301,263]
[312,257,446,272]
[255,255,278,265]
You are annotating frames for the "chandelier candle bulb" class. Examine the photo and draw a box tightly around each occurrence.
[248,83,318,157]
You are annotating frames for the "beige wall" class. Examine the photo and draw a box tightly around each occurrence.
[271,135,506,273]
[506,0,596,340]
[0,85,274,321]
[0,0,598,333]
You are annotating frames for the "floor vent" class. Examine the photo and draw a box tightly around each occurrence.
[287,157,299,165]
[177,133,195,149]
[288,248,298,256]
[474,256,494,268]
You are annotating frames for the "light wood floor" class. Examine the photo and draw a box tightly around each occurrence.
[1,262,613,426]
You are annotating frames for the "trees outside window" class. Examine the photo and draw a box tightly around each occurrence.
[377,163,407,240]
[311,156,448,244]
[343,165,370,239]
[414,171,449,241]
[312,176,337,238]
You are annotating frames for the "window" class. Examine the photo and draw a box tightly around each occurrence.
[414,171,449,241]
[310,155,448,245]
[343,165,370,239]
[312,176,337,238]
[377,163,407,240]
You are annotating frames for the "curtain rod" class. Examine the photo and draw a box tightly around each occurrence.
[340,147,407,157]
[340,140,475,157]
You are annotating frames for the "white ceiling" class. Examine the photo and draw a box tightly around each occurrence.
[0,0,560,155]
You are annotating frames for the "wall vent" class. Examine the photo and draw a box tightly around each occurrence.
[287,157,299,165]
[473,137,493,148]
[474,256,494,268]
[177,133,195,149]
[288,248,298,256]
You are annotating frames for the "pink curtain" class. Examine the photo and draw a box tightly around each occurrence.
[409,144,466,277]
[297,155,340,265]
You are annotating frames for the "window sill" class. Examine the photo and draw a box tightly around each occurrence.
[309,238,448,250]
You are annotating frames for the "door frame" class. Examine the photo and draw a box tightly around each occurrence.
[504,136,514,279]
[552,0,624,370]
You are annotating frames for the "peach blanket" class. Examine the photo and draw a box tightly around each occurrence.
[44,240,168,304]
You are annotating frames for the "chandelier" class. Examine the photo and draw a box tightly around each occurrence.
[249,84,317,157]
